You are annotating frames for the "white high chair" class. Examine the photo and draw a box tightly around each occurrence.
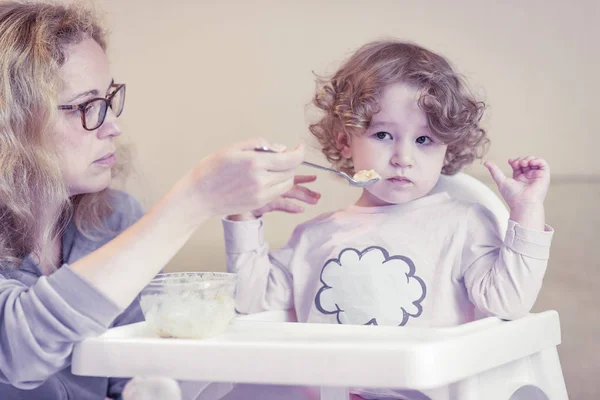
[71,173,568,400]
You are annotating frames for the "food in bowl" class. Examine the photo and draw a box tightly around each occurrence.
[140,272,237,339]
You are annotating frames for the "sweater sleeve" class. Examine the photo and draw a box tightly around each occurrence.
[0,190,146,392]
[0,265,122,389]
[461,203,554,320]
[222,218,295,314]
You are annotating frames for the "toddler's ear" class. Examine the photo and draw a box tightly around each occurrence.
[335,131,352,159]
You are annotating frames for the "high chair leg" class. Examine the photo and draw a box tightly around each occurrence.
[531,347,569,400]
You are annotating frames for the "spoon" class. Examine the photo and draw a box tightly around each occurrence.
[254,146,380,187]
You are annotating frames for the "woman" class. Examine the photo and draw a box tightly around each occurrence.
[0,1,317,399]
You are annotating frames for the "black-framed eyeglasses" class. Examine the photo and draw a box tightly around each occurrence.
[58,83,126,131]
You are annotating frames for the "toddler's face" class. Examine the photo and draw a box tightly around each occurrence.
[341,82,447,207]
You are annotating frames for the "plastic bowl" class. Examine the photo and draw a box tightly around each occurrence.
[140,272,237,339]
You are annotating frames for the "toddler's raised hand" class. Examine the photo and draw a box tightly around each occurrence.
[484,157,550,230]
[484,157,550,207]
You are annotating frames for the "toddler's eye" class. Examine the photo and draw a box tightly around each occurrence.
[416,136,432,145]
[373,131,392,140]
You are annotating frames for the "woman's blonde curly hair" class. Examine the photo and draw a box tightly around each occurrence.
[0,1,129,269]
[309,40,489,176]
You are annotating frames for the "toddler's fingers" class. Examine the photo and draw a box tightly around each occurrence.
[525,169,546,179]
[519,156,535,168]
[484,161,507,185]
[508,157,522,169]
[529,158,550,170]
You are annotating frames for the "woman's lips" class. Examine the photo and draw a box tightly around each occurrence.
[94,152,116,166]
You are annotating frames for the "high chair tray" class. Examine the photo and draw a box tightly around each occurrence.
[71,310,560,390]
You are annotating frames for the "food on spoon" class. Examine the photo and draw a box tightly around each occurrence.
[352,169,381,182]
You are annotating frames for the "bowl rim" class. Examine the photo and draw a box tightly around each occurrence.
[144,271,237,288]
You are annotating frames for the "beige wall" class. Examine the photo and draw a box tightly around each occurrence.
[96,1,598,398]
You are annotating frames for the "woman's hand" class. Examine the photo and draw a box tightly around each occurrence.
[228,174,321,221]
[73,138,306,309]
[175,138,306,225]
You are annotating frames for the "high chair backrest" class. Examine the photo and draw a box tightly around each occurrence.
[430,172,509,235]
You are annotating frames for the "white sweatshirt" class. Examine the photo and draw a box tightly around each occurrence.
[224,192,554,327]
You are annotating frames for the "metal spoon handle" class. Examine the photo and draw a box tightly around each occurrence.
[254,147,342,175]
[300,160,339,174]
[253,146,367,184]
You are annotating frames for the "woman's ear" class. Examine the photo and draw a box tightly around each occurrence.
[335,131,352,159]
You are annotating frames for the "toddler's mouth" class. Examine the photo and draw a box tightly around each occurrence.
[388,176,412,183]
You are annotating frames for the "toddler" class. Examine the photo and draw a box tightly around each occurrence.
[223,40,553,400]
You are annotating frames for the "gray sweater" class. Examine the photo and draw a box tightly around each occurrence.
[0,190,145,399]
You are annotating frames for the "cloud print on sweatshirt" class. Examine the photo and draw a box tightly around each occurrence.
[314,246,426,326]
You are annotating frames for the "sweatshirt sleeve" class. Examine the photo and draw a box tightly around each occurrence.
[461,203,554,320]
[0,265,123,389]
[222,218,295,314]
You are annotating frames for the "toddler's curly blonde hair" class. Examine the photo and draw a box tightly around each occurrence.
[309,40,489,176]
